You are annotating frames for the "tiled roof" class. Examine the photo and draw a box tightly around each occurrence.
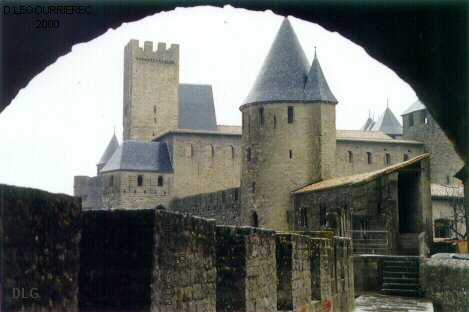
[97,134,119,166]
[402,100,426,116]
[431,184,464,199]
[370,107,403,135]
[217,125,242,135]
[100,141,173,173]
[179,84,218,131]
[293,153,430,194]
[337,130,392,140]
[242,18,337,106]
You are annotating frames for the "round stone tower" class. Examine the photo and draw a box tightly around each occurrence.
[240,18,338,231]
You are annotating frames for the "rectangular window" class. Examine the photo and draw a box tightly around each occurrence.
[158,176,164,187]
[247,147,251,162]
[287,106,294,124]
[348,151,353,163]
[367,152,372,164]
[289,150,293,159]
[259,107,264,126]
[154,106,156,114]
[252,182,256,193]
[384,153,391,165]
[403,154,409,161]
[273,115,277,129]
[137,175,143,186]
[409,113,414,127]
[319,206,326,227]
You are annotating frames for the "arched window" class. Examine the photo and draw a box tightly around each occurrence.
[158,176,164,187]
[273,115,277,129]
[224,145,234,166]
[205,145,214,158]
[259,107,264,126]
[384,153,391,165]
[403,154,409,161]
[348,151,353,163]
[110,175,114,186]
[185,144,193,158]
[252,212,259,227]
[137,175,143,186]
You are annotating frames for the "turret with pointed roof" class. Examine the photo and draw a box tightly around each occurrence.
[370,106,403,137]
[242,18,337,107]
[240,17,338,231]
[97,133,119,174]
[361,111,375,131]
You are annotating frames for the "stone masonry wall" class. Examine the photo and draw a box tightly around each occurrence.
[74,175,102,209]
[152,210,216,312]
[164,133,241,199]
[1,184,81,311]
[100,171,172,210]
[123,40,179,141]
[276,233,312,311]
[403,109,464,185]
[336,139,424,178]
[171,188,241,225]
[216,226,277,312]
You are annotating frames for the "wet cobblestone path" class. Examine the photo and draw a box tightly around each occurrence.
[355,295,433,312]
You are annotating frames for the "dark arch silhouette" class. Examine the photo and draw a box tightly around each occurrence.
[155,205,166,210]
[2,1,467,164]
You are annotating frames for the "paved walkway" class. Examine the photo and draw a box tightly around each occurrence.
[355,295,433,312]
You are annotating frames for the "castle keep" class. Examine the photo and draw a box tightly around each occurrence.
[75,18,464,246]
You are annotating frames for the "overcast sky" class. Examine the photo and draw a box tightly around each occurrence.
[0,5,418,195]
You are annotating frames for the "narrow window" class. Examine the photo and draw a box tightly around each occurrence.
[287,106,294,124]
[348,151,353,163]
[154,106,156,114]
[252,212,259,227]
[384,153,391,165]
[248,116,251,133]
[289,150,293,159]
[234,189,239,201]
[301,207,308,227]
[259,107,264,126]
[185,144,193,158]
[273,115,277,129]
[403,154,409,161]
[247,147,251,162]
[154,117,156,123]
[319,206,326,227]
[252,182,256,193]
[158,176,163,187]
[110,175,114,186]
[446,175,450,184]
[137,175,143,186]
[409,113,414,127]
[423,111,428,124]
[367,152,372,164]
[205,145,214,159]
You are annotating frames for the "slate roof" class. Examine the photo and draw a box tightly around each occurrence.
[243,17,337,106]
[97,134,119,166]
[100,141,173,173]
[431,183,464,199]
[402,100,426,116]
[179,84,218,131]
[370,107,403,136]
[360,117,375,131]
[293,153,430,194]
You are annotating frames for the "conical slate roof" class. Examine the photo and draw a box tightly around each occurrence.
[370,107,403,136]
[401,99,426,115]
[361,117,375,131]
[97,133,119,166]
[304,51,338,103]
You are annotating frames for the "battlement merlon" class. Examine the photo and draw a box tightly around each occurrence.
[125,39,179,64]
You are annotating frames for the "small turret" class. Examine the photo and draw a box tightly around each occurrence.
[97,133,119,174]
[370,106,403,138]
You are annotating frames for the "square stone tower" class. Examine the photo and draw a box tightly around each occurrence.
[123,40,179,141]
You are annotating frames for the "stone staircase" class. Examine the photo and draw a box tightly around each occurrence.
[381,256,421,297]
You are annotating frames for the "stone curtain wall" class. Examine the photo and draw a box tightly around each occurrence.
[421,257,469,311]
[276,233,312,311]
[216,226,277,312]
[0,184,81,311]
[79,209,156,311]
[171,188,242,225]
[73,175,102,209]
[152,210,217,312]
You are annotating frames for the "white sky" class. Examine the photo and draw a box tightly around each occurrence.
[0,5,418,195]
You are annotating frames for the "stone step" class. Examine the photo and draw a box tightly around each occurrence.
[381,288,422,297]
[383,266,419,272]
[383,271,419,278]
[383,277,419,284]
[383,260,419,267]
[382,282,421,290]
